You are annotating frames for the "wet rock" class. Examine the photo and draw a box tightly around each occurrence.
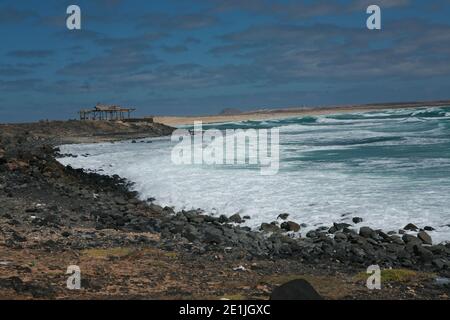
[402,234,422,246]
[306,231,317,238]
[114,197,127,206]
[352,217,363,224]
[328,226,338,234]
[183,225,200,242]
[404,223,419,231]
[413,245,433,262]
[260,222,280,233]
[270,279,323,300]
[359,226,375,238]
[281,221,300,232]
[334,222,352,230]
[417,231,432,245]
[424,226,435,231]
[204,227,223,244]
[277,213,289,220]
[189,215,206,224]
[351,246,366,258]
[218,215,229,224]
[334,232,347,242]
[229,214,243,224]
[162,206,175,214]
[148,203,164,214]
[432,259,446,270]
[390,235,404,245]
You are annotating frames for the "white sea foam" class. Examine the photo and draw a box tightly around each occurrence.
[58,108,450,243]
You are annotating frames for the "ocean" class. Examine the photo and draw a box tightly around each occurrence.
[57,106,450,243]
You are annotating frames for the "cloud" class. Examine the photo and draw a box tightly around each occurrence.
[136,13,218,30]
[0,6,36,24]
[7,50,54,58]
[201,0,411,18]
[350,0,411,10]
[94,32,167,49]
[91,0,123,6]
[0,78,41,92]
[0,62,44,77]
[161,45,189,53]
[208,19,450,85]
[58,47,161,77]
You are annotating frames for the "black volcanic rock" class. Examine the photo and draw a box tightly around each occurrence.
[281,221,301,232]
[270,279,323,300]
[359,226,375,238]
[404,223,419,231]
[418,231,432,245]
[352,217,363,224]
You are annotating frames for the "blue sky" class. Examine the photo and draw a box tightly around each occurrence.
[1,0,450,122]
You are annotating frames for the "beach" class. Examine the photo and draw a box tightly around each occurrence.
[154,101,450,126]
[1,103,450,299]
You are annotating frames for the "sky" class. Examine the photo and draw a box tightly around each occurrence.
[1,0,450,122]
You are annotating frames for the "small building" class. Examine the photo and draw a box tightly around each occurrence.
[79,104,136,121]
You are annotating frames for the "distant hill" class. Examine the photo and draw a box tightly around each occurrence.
[219,108,242,115]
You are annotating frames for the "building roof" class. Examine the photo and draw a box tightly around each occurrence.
[95,104,135,111]
[79,104,136,113]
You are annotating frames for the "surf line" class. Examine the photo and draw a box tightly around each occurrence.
[171,121,280,176]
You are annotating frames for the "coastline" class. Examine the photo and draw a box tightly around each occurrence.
[1,107,450,299]
[154,100,450,126]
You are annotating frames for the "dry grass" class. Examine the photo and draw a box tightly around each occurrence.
[354,268,435,283]
[81,247,135,259]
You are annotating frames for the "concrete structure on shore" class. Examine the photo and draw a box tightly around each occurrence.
[79,104,136,121]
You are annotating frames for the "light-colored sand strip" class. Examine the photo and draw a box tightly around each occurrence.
[153,102,449,127]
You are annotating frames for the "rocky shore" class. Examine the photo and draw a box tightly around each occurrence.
[0,120,449,299]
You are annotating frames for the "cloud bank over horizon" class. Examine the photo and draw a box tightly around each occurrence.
[1,0,450,122]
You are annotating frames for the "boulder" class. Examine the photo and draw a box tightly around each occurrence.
[359,226,375,238]
[413,245,433,262]
[114,197,128,206]
[183,225,200,242]
[229,213,243,224]
[404,223,419,231]
[277,213,289,220]
[334,222,352,230]
[352,217,363,224]
[260,223,280,233]
[432,259,446,270]
[203,227,223,244]
[402,234,422,246]
[218,215,229,223]
[417,231,432,245]
[306,231,317,238]
[148,203,164,214]
[270,279,323,300]
[281,221,301,232]
[334,232,348,242]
